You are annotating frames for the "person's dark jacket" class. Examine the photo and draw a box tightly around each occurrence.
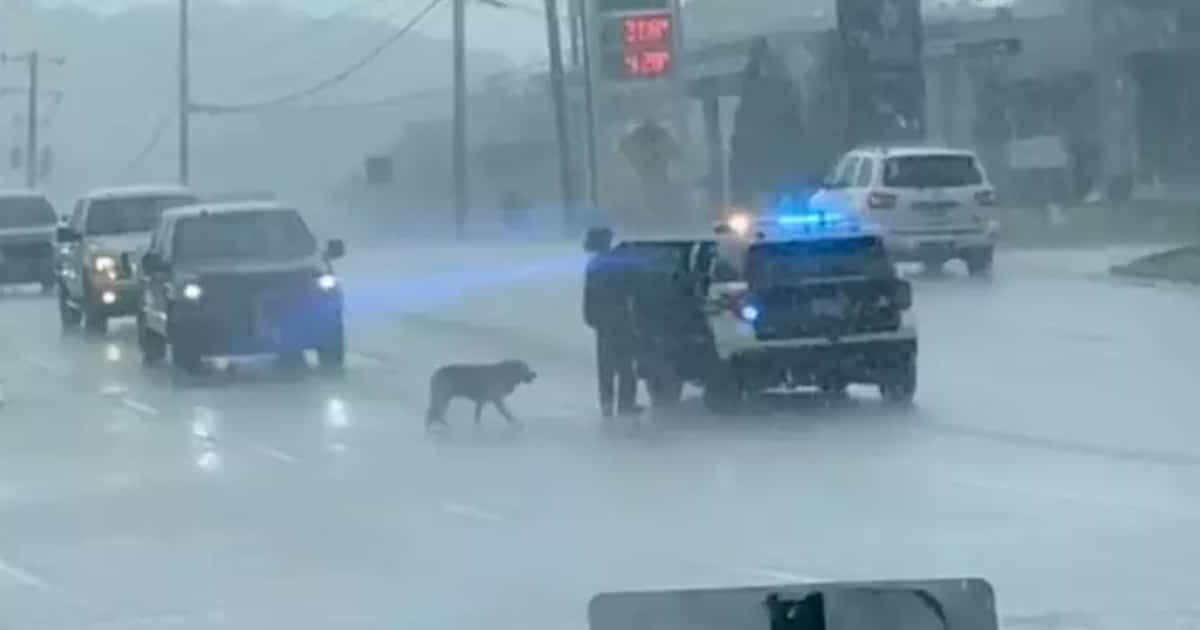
[584,250,634,334]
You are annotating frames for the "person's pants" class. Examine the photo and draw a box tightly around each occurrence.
[596,330,637,416]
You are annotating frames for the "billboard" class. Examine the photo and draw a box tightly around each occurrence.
[837,0,926,145]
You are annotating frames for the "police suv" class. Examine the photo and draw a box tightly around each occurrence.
[617,209,917,413]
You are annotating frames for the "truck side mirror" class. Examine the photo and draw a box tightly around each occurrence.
[141,253,169,273]
[325,238,346,260]
[56,226,80,242]
[584,227,613,254]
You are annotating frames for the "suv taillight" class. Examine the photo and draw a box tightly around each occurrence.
[975,189,996,206]
[867,190,898,210]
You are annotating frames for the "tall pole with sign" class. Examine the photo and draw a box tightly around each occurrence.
[587,0,682,220]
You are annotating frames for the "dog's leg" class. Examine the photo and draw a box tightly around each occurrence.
[474,401,484,426]
[492,399,521,426]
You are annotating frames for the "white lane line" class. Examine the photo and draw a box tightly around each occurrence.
[100,383,128,397]
[440,501,504,523]
[120,397,159,417]
[23,355,68,375]
[248,443,300,464]
[0,556,52,591]
[949,477,1200,522]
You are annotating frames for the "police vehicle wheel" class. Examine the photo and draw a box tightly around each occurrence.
[648,374,683,408]
[58,288,81,328]
[879,357,917,406]
[703,365,743,415]
[965,249,994,277]
[138,317,166,364]
[317,343,345,370]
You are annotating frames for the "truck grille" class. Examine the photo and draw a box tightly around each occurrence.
[752,278,901,341]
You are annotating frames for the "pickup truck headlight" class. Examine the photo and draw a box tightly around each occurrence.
[181,283,203,301]
[317,273,338,291]
[93,255,117,273]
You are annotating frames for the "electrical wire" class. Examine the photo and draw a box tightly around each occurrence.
[192,0,446,115]
[243,59,549,113]
[123,111,172,173]
[241,0,395,61]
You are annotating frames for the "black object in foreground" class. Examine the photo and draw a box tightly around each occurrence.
[589,578,996,630]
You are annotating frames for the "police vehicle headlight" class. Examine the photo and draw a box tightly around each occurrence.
[182,283,203,301]
[317,273,338,291]
[727,213,751,236]
[93,255,117,273]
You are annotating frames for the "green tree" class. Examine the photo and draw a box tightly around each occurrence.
[727,38,810,207]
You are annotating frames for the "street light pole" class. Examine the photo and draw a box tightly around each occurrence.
[178,0,191,186]
[452,0,468,239]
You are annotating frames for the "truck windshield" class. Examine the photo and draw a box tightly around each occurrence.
[747,237,890,286]
[174,210,318,262]
[0,196,55,229]
[85,195,196,235]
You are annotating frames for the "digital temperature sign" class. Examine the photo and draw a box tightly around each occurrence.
[601,11,673,80]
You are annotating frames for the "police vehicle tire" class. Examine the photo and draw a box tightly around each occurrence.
[965,248,994,276]
[879,356,917,406]
[648,374,683,408]
[703,364,743,414]
[317,342,345,370]
[138,316,166,364]
[58,287,81,328]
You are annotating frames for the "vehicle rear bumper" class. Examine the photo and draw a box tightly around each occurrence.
[726,330,917,390]
[0,256,55,284]
[171,299,343,357]
[885,229,993,261]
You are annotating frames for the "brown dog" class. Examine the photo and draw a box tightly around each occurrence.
[426,360,537,428]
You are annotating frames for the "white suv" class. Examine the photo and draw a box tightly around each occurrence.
[810,146,998,275]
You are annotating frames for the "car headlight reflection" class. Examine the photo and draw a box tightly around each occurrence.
[727,213,751,236]
[93,255,117,273]
[182,283,203,301]
[317,273,338,291]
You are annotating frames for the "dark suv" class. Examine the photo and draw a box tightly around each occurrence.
[136,202,346,372]
[0,190,58,291]
[56,185,198,333]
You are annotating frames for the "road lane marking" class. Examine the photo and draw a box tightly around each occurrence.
[248,443,300,464]
[100,384,128,397]
[440,501,504,523]
[24,355,67,375]
[950,477,1200,522]
[120,397,159,417]
[0,556,52,591]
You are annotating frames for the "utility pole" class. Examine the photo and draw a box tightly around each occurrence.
[577,0,599,210]
[544,0,576,234]
[178,0,191,185]
[452,0,468,239]
[0,51,65,188]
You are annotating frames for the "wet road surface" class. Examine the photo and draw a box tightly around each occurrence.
[0,244,1196,629]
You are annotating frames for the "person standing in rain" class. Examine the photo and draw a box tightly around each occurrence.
[583,227,640,418]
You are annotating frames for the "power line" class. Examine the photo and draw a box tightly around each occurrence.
[192,0,446,115]
[251,59,549,113]
[124,110,172,173]
[239,0,396,70]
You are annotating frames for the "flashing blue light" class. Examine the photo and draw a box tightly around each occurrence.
[740,304,759,322]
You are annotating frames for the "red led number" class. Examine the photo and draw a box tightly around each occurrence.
[623,15,670,45]
[624,49,672,77]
